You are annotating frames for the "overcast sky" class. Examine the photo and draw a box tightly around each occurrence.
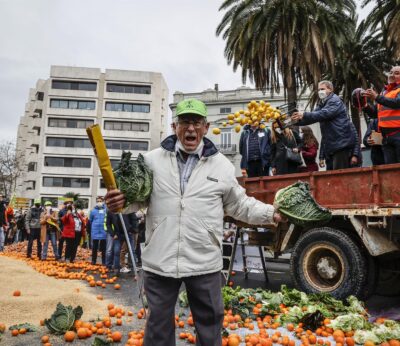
[0,0,372,142]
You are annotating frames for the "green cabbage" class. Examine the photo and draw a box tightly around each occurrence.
[274,182,332,226]
[114,152,153,204]
[45,303,83,335]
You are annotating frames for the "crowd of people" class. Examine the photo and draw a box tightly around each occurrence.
[240,67,400,178]
[0,194,145,275]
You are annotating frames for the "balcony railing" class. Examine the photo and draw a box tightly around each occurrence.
[216,144,237,155]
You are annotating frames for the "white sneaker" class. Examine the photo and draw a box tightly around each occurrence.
[120,267,131,273]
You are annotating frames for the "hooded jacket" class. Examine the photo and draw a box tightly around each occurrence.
[124,135,275,278]
[89,205,107,240]
[299,93,356,157]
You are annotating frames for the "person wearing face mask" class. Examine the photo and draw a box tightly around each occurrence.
[61,202,86,262]
[104,98,285,346]
[89,197,107,265]
[291,80,357,170]
[40,201,60,260]
[363,66,400,164]
[25,198,44,259]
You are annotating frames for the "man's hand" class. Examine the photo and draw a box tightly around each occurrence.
[273,211,287,224]
[105,189,126,213]
[292,148,299,153]
[241,169,248,178]
[363,88,378,101]
[291,112,304,121]
[350,156,358,166]
[271,167,277,175]
[319,160,326,168]
[367,137,376,146]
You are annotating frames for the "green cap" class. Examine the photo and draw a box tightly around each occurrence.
[44,201,52,206]
[176,99,207,118]
[34,199,41,204]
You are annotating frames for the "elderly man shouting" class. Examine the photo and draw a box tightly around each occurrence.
[105,98,283,346]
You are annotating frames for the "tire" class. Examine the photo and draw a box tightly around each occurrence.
[290,227,367,300]
[362,254,378,299]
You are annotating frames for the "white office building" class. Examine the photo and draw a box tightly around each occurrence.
[15,66,169,209]
[170,85,314,176]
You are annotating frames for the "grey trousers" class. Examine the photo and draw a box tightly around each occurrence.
[143,270,224,346]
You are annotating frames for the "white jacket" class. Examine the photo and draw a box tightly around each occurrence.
[127,136,275,278]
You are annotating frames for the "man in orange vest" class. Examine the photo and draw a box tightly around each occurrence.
[363,66,400,164]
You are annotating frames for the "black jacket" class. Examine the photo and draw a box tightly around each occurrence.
[106,211,138,239]
[0,201,6,226]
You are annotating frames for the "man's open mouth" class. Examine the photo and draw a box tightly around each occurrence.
[185,135,197,143]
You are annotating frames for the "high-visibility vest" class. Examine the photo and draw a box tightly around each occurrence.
[378,86,400,129]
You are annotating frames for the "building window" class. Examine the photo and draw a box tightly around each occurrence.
[105,102,150,113]
[106,83,151,94]
[44,157,91,168]
[110,159,120,169]
[100,179,106,189]
[36,92,44,101]
[104,121,149,132]
[52,80,97,91]
[43,177,90,188]
[27,162,37,172]
[50,99,95,110]
[105,140,148,151]
[221,128,232,146]
[48,118,94,129]
[220,107,231,114]
[46,137,92,148]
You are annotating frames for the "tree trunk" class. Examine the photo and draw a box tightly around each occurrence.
[287,66,297,112]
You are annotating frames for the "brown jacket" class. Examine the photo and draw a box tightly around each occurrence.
[40,210,60,243]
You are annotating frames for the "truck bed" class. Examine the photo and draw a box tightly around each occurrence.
[239,163,400,210]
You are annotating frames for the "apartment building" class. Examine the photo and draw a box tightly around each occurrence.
[170,85,314,176]
[15,66,168,209]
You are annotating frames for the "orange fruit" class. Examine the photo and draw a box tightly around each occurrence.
[13,290,21,297]
[111,331,122,342]
[11,329,19,336]
[41,335,50,343]
[64,331,76,342]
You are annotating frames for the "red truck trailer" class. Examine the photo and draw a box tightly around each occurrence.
[236,163,400,299]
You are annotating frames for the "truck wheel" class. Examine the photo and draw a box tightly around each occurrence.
[290,227,367,299]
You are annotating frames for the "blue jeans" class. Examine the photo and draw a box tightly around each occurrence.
[42,232,59,260]
[105,232,114,269]
[0,227,4,251]
[113,234,135,270]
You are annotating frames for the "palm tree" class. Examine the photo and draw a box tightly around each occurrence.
[363,0,400,60]
[325,16,392,133]
[216,0,356,108]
